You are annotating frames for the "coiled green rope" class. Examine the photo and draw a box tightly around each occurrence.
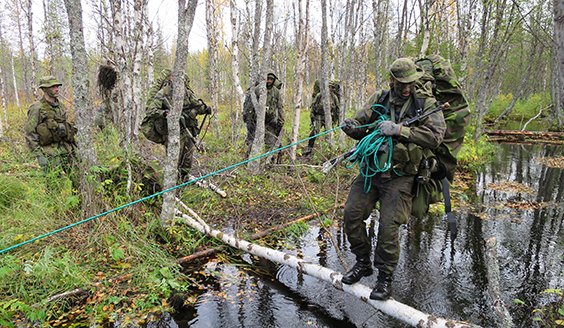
[344,104,396,193]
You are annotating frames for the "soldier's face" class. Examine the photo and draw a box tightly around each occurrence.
[43,85,60,99]
[392,78,415,99]
[267,76,274,87]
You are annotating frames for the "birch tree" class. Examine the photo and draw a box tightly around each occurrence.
[247,0,275,174]
[289,0,310,160]
[160,0,199,224]
[320,0,334,148]
[229,0,245,137]
[63,0,100,216]
[554,0,564,130]
[206,0,220,129]
[23,0,37,100]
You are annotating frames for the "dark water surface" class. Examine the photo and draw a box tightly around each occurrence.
[167,143,563,328]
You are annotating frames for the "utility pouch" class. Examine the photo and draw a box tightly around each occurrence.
[404,143,423,175]
[392,142,409,172]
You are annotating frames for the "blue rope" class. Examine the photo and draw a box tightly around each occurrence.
[0,126,343,254]
[344,104,395,193]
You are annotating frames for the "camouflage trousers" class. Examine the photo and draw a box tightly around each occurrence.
[244,120,282,157]
[343,172,413,276]
[164,131,194,182]
[307,114,338,150]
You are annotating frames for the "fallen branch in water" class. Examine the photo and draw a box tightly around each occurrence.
[174,207,481,328]
[187,174,227,198]
[486,238,514,328]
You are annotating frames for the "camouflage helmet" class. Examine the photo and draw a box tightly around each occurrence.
[38,75,62,89]
[389,58,424,83]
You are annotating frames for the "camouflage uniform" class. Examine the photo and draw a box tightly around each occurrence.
[144,70,211,181]
[242,70,284,156]
[342,58,446,297]
[305,79,341,154]
[24,76,78,182]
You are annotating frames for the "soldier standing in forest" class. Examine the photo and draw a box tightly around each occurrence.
[242,70,284,158]
[143,69,212,183]
[24,76,78,184]
[339,58,446,300]
[303,79,341,156]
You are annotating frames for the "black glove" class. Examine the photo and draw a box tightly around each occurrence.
[341,118,357,134]
[163,110,169,117]
[378,120,401,136]
[204,105,212,115]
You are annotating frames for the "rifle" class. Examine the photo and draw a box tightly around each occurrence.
[322,102,449,174]
[322,145,357,174]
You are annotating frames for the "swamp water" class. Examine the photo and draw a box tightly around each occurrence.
[159,143,563,328]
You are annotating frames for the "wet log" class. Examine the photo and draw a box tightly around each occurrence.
[486,130,564,143]
[187,174,227,197]
[175,208,481,328]
[176,201,344,264]
[486,238,514,328]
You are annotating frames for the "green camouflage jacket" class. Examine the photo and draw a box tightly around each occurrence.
[24,97,76,156]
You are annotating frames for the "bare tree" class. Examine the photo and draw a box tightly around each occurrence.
[247,0,275,174]
[206,0,220,130]
[554,0,564,130]
[320,0,334,148]
[229,0,245,134]
[63,0,100,216]
[289,0,310,160]
[23,0,37,100]
[160,0,199,224]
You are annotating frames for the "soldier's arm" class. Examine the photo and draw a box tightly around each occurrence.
[398,97,446,149]
[146,89,167,117]
[24,104,42,155]
[345,92,382,140]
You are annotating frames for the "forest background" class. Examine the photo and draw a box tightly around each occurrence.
[0,0,563,325]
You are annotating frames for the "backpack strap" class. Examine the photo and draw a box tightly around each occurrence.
[369,90,390,123]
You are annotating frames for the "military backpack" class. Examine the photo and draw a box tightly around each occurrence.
[410,54,471,221]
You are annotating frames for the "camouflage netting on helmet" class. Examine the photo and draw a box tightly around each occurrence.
[97,65,117,97]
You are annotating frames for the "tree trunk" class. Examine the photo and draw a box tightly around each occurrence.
[320,0,334,148]
[289,0,310,160]
[63,0,100,217]
[160,0,199,225]
[130,0,146,150]
[14,0,30,102]
[206,0,220,132]
[24,0,37,100]
[248,0,275,174]
[229,0,245,139]
[10,53,19,108]
[554,0,564,130]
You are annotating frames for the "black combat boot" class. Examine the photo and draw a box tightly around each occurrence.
[369,271,392,300]
[342,256,373,285]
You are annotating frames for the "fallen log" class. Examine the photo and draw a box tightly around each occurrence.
[176,202,345,264]
[174,208,481,328]
[486,130,564,142]
[187,174,227,197]
[486,238,514,328]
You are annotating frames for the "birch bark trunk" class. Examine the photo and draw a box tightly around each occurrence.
[289,0,310,160]
[160,0,199,225]
[229,0,245,130]
[247,0,275,174]
[554,0,564,130]
[63,0,100,216]
[320,0,334,148]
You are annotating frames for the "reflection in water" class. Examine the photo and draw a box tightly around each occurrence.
[170,144,562,328]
